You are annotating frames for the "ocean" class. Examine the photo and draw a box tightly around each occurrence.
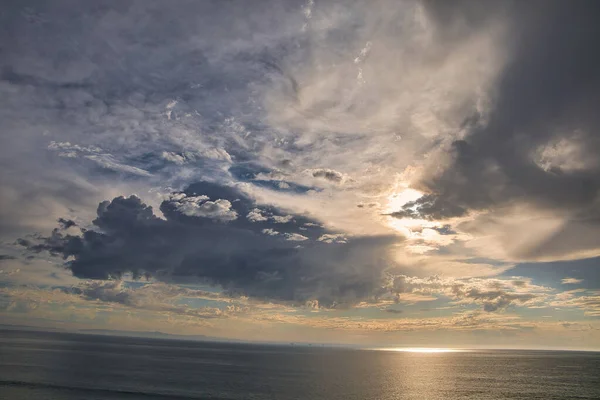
[0,329,599,399]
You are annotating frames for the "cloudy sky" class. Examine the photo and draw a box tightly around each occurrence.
[1,0,600,349]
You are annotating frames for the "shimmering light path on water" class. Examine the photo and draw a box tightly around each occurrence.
[374,347,469,353]
[1,330,599,400]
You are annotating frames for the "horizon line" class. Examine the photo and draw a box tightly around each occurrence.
[2,324,599,353]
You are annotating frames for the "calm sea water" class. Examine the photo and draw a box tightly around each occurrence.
[1,330,599,399]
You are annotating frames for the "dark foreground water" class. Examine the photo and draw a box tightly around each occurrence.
[1,330,599,399]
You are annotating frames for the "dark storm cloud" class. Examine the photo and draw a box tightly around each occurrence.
[21,181,395,307]
[394,1,600,221]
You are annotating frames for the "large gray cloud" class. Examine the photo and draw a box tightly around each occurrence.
[394,1,600,222]
[21,181,396,307]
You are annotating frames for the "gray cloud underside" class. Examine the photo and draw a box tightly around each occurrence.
[22,181,396,307]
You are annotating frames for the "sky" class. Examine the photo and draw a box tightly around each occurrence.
[1,0,600,350]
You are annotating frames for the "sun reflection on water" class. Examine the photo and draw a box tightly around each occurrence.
[374,347,469,353]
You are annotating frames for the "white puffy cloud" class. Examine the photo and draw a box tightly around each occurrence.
[318,234,347,244]
[161,151,187,165]
[284,233,309,242]
[247,208,293,224]
[247,208,268,222]
[272,215,293,224]
[170,194,237,221]
[262,228,279,236]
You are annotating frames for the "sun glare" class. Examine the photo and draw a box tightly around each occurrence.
[384,187,429,236]
[385,188,423,214]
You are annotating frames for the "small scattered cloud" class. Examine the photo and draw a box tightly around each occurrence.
[247,208,269,222]
[169,193,237,222]
[387,275,549,313]
[57,218,77,230]
[306,169,346,184]
[561,277,583,285]
[284,233,308,242]
[318,234,347,244]
[272,215,294,224]
[161,151,187,165]
[247,208,294,224]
